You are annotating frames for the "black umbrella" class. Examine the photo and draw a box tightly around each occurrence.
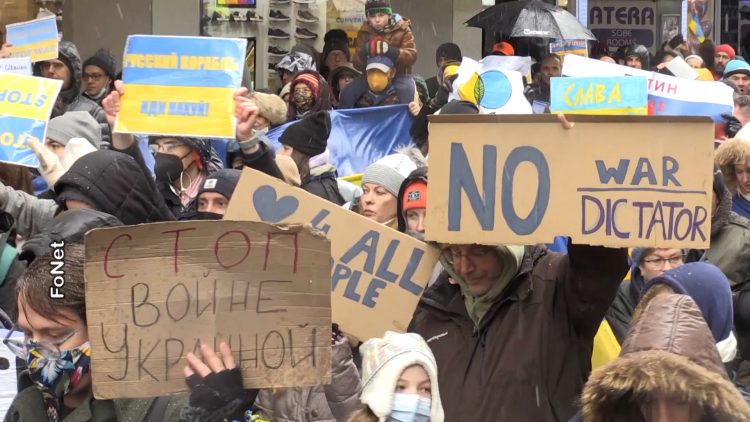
[466,0,596,41]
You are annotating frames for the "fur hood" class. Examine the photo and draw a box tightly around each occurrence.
[715,138,750,193]
[250,92,288,127]
[582,294,750,421]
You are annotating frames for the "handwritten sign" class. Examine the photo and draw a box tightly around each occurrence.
[550,76,648,115]
[115,35,246,138]
[0,57,32,76]
[549,39,588,58]
[562,54,733,122]
[425,115,714,248]
[84,221,332,399]
[6,16,58,62]
[224,168,441,342]
[588,1,656,51]
[0,73,61,167]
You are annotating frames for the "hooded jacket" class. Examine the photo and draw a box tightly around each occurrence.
[253,340,361,422]
[715,138,750,219]
[287,70,334,121]
[410,243,629,421]
[396,166,427,233]
[353,14,417,75]
[581,294,750,421]
[305,164,345,206]
[54,150,175,225]
[625,44,651,70]
[33,42,110,146]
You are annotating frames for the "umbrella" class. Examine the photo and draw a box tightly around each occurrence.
[466,0,596,41]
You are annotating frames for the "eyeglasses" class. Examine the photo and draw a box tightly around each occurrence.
[642,255,684,268]
[3,325,80,360]
[152,141,187,154]
[445,246,494,262]
[83,73,105,82]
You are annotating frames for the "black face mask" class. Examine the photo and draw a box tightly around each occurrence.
[154,153,186,182]
[194,211,223,220]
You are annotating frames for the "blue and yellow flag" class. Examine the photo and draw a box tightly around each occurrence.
[115,35,246,139]
[6,16,59,63]
[550,76,648,115]
[0,73,62,167]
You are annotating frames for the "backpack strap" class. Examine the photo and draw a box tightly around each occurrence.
[146,396,171,422]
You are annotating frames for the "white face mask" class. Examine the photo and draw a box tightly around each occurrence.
[387,393,431,422]
[253,126,269,137]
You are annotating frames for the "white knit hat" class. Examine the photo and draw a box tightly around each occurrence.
[361,153,418,197]
[359,331,444,422]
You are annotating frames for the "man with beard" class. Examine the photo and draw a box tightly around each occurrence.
[714,44,736,80]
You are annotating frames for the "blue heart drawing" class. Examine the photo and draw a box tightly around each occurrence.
[253,185,299,223]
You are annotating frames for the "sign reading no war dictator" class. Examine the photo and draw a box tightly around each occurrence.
[425,115,715,249]
[225,168,441,342]
[6,16,58,63]
[0,73,61,167]
[115,35,246,138]
[84,221,332,399]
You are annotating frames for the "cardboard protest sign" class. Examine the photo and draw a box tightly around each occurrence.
[6,16,58,62]
[550,76,648,115]
[0,57,32,75]
[84,221,332,399]
[115,35,246,138]
[224,168,441,341]
[562,54,733,122]
[549,39,588,58]
[0,73,61,167]
[425,115,714,249]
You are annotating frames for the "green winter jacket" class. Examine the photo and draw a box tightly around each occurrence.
[4,387,187,422]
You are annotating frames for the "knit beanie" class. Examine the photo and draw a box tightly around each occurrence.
[323,39,352,64]
[668,34,685,50]
[436,43,462,63]
[724,59,750,78]
[647,262,733,343]
[402,180,427,213]
[198,169,241,201]
[437,100,479,115]
[294,73,321,98]
[249,92,288,126]
[362,153,419,197]
[279,111,331,157]
[716,44,736,59]
[46,111,102,149]
[359,331,444,422]
[83,49,116,79]
[366,0,392,16]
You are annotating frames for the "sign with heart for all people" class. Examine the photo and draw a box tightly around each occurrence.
[225,168,441,342]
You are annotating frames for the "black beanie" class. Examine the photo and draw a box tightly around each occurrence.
[323,39,351,64]
[366,0,392,16]
[438,100,479,115]
[436,43,462,63]
[198,169,242,200]
[669,34,685,50]
[83,50,117,80]
[279,111,331,157]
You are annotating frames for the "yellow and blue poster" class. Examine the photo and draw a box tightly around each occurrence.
[550,76,648,115]
[115,35,247,139]
[549,39,588,58]
[6,16,59,63]
[449,56,532,114]
[0,73,62,167]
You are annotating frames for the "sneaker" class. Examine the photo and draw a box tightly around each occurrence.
[295,27,318,39]
[268,28,291,38]
[296,10,318,23]
[269,10,291,21]
[268,63,278,71]
[292,0,314,3]
[229,11,245,22]
[268,46,289,55]
[246,11,263,22]
[212,11,228,22]
[271,0,291,4]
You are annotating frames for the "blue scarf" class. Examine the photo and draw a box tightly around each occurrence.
[732,192,750,220]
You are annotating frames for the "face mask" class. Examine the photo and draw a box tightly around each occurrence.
[194,211,223,220]
[387,393,431,422]
[253,126,269,137]
[27,341,92,398]
[155,152,186,182]
[368,71,390,93]
[294,91,313,113]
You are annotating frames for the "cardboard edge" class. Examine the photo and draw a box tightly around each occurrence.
[428,114,714,124]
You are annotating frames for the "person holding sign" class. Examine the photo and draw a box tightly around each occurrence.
[2,245,259,422]
[33,42,110,146]
[410,239,628,420]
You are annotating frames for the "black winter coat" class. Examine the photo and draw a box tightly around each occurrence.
[304,168,344,206]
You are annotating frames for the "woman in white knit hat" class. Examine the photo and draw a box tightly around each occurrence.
[347,331,444,422]
[352,148,425,229]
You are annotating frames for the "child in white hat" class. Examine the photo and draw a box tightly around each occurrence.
[347,331,444,422]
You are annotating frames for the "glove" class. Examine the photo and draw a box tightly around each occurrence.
[722,113,742,139]
[181,368,253,422]
[332,323,344,345]
[27,136,65,187]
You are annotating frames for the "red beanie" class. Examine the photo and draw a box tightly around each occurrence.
[716,44,736,59]
[402,180,427,213]
[294,73,320,97]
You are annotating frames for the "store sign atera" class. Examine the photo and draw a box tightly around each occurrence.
[588,1,656,51]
